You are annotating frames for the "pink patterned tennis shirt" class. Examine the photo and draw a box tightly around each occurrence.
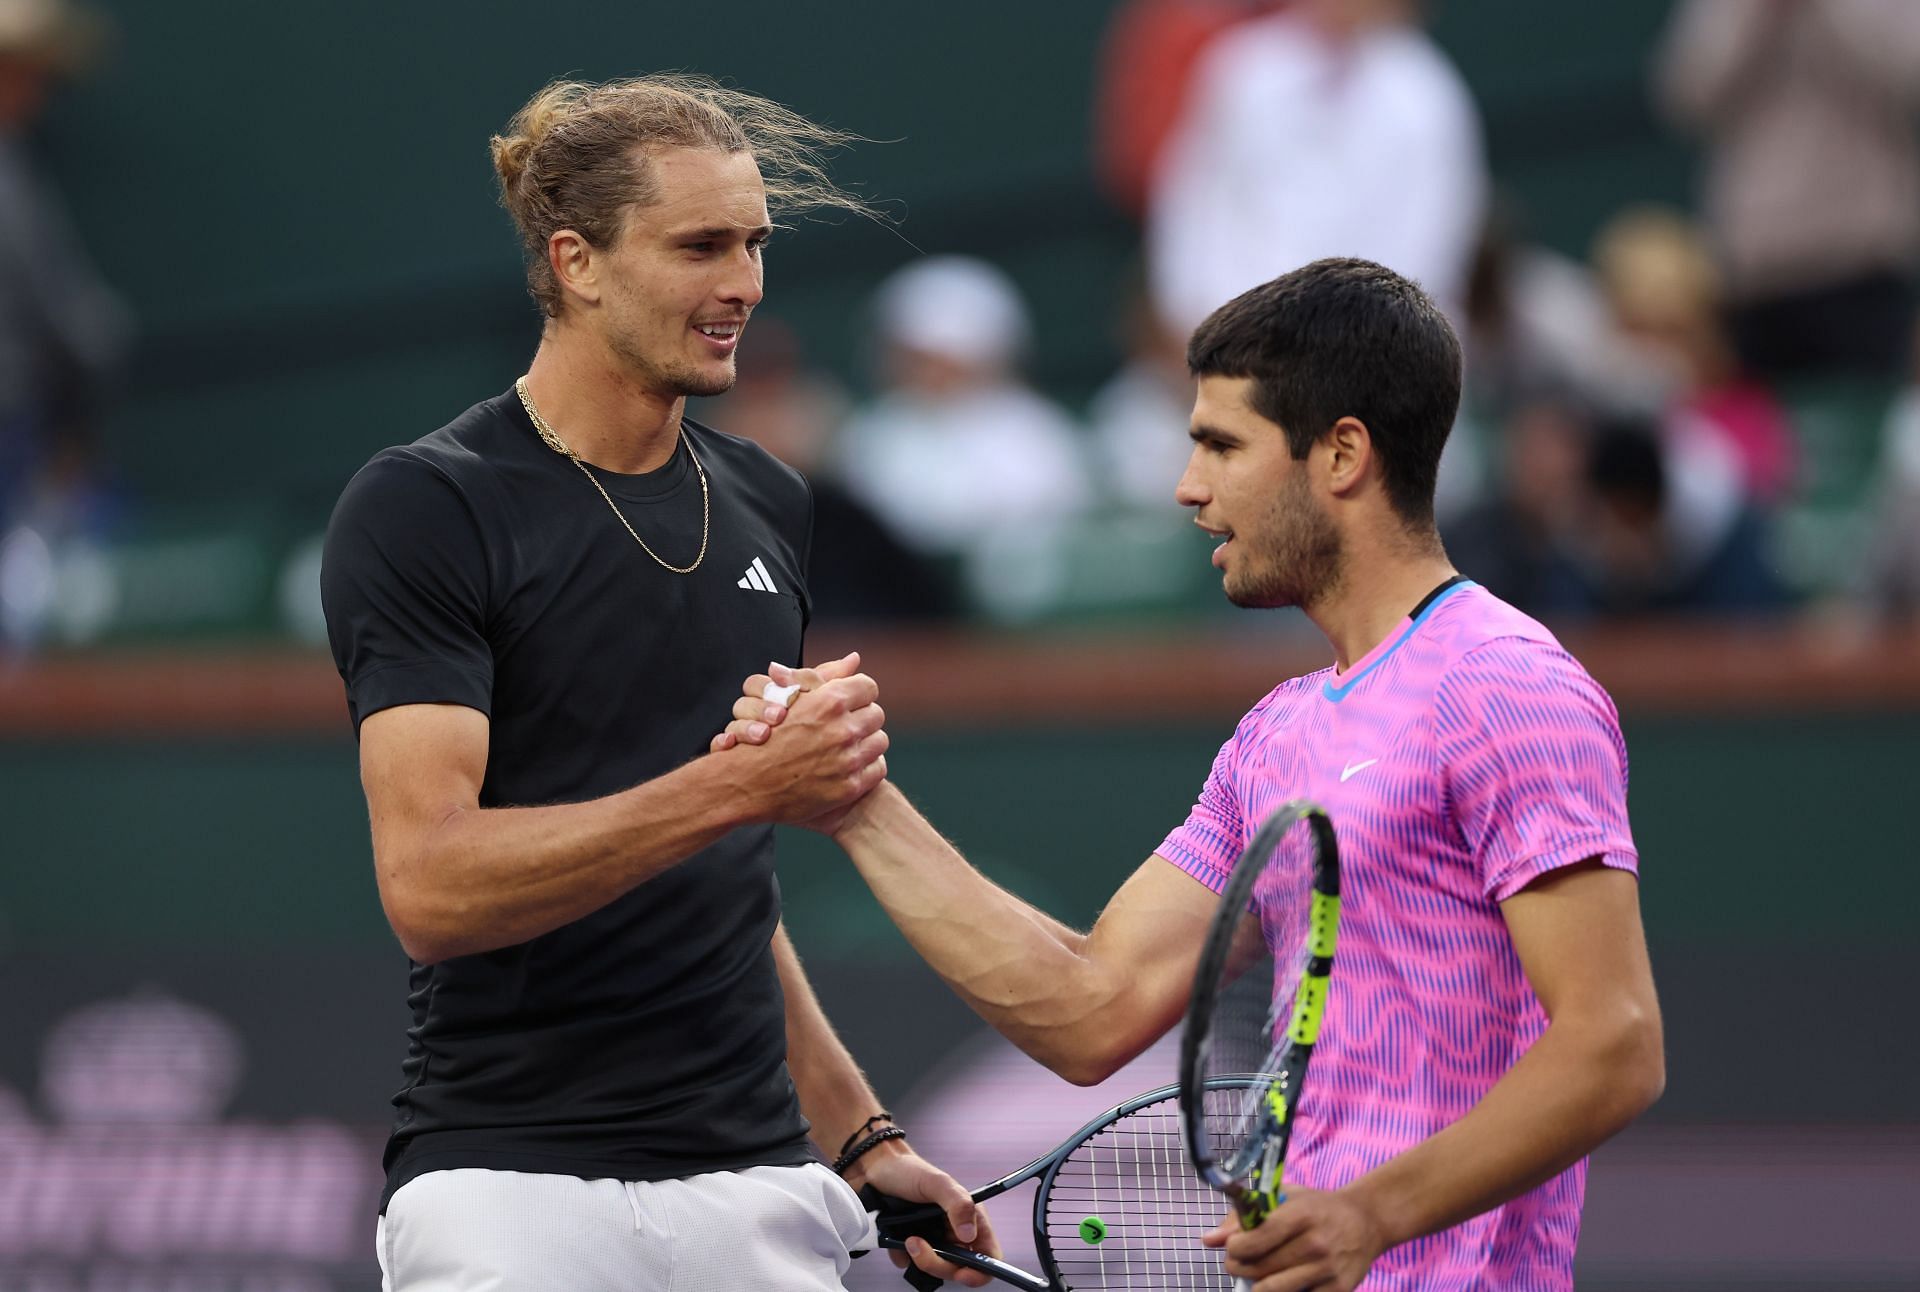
[1158,580,1637,1291]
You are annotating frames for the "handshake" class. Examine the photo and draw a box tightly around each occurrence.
[707,651,892,835]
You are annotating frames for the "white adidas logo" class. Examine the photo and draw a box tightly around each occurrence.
[737,556,781,593]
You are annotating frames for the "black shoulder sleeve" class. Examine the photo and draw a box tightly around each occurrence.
[320,451,494,732]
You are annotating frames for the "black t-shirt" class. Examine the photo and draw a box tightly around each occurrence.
[320,387,817,1205]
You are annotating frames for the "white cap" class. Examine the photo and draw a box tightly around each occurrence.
[872,255,1031,368]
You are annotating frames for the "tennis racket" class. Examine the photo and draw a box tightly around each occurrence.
[1177,801,1341,1291]
[863,1077,1264,1290]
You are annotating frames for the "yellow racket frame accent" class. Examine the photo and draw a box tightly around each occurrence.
[1182,802,1341,1242]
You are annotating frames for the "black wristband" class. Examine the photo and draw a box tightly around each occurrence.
[837,1112,895,1159]
[831,1125,907,1176]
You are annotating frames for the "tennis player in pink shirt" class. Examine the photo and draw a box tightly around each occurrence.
[718,257,1664,1290]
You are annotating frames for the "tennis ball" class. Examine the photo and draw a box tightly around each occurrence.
[1079,1216,1107,1245]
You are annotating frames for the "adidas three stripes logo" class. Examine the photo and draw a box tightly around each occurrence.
[737,557,780,593]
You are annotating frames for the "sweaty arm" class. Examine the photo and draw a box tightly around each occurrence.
[832,782,1249,1086]
[358,677,886,965]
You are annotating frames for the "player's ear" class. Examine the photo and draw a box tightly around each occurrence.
[549,229,601,306]
[1324,416,1372,498]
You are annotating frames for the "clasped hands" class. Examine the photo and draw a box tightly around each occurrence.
[709,651,891,832]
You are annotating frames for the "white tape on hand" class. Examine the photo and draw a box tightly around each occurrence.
[762,681,802,709]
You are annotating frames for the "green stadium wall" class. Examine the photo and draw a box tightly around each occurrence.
[4,710,1912,1122]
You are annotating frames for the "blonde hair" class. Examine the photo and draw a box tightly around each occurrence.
[1591,205,1722,333]
[491,74,874,316]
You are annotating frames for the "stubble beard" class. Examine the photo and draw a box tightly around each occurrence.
[1226,478,1344,611]
[667,361,738,399]
[610,330,739,400]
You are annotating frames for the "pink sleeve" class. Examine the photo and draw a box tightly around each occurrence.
[1435,640,1639,901]
[1157,719,1250,894]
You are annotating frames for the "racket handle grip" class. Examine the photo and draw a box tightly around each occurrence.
[1233,1281,1254,1292]
[877,1238,1051,1292]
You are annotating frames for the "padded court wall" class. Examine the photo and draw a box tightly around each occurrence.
[3,689,1916,1288]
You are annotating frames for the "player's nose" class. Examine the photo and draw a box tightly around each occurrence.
[718,249,764,308]
[1174,454,1209,508]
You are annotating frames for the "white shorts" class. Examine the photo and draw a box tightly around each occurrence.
[376,1162,881,1291]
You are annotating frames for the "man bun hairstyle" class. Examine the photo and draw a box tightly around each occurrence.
[1188,258,1463,529]
[491,74,875,316]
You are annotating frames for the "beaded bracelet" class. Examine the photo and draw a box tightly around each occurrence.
[838,1112,895,1159]
[831,1125,907,1176]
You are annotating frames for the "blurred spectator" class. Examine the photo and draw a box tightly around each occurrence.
[1592,206,1798,509]
[834,256,1092,562]
[1860,327,1920,619]
[1445,391,1593,620]
[1657,0,1920,380]
[1146,0,1486,334]
[0,0,126,520]
[8,417,114,538]
[706,317,955,623]
[1449,396,1790,622]
[1462,200,1648,425]
[1091,0,1270,220]
[0,0,129,648]
[1576,414,1789,618]
[1087,276,1193,511]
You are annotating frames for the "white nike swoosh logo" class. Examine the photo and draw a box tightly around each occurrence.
[1340,758,1379,783]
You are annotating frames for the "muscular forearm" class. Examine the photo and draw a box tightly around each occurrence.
[832,783,1141,1084]
[381,755,756,963]
[1345,1008,1664,1249]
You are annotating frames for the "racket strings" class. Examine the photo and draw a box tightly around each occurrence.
[1039,1090,1246,1290]
[1205,942,1287,1150]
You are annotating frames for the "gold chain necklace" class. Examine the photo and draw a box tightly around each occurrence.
[515,376,710,575]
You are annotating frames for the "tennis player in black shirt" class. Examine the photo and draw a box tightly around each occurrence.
[322,75,996,1290]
